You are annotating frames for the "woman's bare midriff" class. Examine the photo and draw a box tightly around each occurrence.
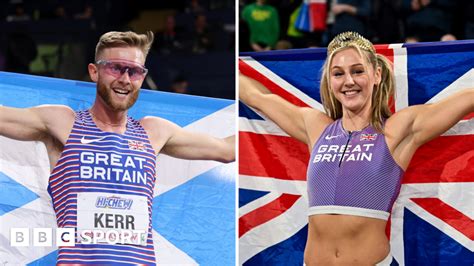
[304,214,390,266]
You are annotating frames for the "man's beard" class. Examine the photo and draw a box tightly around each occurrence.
[97,81,139,111]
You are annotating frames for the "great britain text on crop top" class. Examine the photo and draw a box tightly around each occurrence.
[312,143,375,163]
[79,151,148,185]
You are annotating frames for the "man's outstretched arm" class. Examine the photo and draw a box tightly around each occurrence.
[0,105,74,142]
[141,116,235,163]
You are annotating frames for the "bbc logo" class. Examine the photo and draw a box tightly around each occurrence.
[10,228,75,247]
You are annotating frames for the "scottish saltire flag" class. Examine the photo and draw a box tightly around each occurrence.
[0,72,235,265]
[239,40,474,265]
[295,0,327,32]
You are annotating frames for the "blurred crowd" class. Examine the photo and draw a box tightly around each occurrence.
[239,0,474,52]
[0,0,235,99]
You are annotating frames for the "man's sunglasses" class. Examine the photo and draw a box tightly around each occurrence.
[96,59,148,81]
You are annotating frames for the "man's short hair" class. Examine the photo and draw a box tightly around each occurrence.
[95,31,154,61]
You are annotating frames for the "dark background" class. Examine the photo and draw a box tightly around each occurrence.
[239,0,474,51]
[0,0,235,99]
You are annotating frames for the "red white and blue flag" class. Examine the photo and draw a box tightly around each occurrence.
[239,40,474,265]
[295,0,327,32]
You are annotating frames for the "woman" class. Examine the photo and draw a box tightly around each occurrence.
[239,32,473,265]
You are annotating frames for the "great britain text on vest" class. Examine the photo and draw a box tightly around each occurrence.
[312,143,375,163]
[79,151,148,185]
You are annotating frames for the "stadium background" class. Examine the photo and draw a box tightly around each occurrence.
[0,0,235,99]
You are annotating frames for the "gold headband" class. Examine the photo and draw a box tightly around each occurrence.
[327,31,375,55]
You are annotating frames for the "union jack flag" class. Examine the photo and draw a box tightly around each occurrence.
[128,140,146,151]
[239,41,474,265]
[360,133,378,141]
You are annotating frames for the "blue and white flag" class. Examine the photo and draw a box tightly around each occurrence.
[0,72,235,265]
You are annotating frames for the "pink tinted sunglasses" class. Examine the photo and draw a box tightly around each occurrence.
[96,59,148,81]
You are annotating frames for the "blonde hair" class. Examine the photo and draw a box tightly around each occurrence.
[320,32,395,132]
[95,31,154,61]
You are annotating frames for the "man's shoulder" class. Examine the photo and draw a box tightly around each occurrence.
[138,116,180,146]
[35,104,75,114]
[33,104,75,122]
[31,105,76,144]
[139,115,175,128]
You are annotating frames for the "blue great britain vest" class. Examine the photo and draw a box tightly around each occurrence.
[47,110,157,264]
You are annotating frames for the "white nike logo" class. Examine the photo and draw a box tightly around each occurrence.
[324,134,341,140]
[80,136,108,144]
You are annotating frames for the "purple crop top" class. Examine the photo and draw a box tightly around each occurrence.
[307,119,404,220]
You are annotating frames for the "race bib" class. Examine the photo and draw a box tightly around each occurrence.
[76,192,149,246]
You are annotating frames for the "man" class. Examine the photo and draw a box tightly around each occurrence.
[241,0,280,51]
[0,31,234,264]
